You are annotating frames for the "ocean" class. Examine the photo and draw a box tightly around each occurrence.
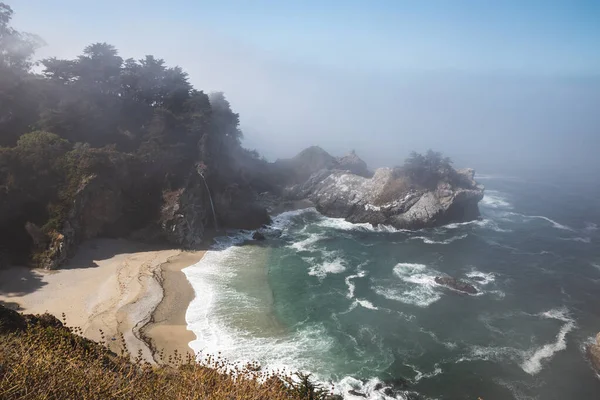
[183,173,600,399]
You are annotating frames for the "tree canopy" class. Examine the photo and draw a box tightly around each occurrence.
[0,3,260,265]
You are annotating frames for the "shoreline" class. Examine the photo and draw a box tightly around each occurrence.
[141,250,205,363]
[0,238,205,364]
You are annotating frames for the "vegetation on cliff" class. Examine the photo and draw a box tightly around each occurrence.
[0,2,272,268]
[0,305,339,400]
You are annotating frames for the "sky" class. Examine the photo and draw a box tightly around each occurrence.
[9,0,600,175]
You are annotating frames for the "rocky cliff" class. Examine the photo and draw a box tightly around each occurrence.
[282,148,483,229]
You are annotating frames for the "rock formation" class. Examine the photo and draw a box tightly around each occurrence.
[587,332,600,374]
[335,150,372,178]
[282,148,484,229]
[435,276,478,295]
[0,304,27,334]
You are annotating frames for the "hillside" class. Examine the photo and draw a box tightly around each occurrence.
[0,3,271,270]
[0,304,339,400]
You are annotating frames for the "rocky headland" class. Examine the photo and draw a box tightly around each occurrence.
[278,146,484,230]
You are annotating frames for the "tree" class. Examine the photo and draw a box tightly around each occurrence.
[402,149,454,188]
[0,2,43,71]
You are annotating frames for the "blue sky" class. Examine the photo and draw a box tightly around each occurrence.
[9,0,600,173]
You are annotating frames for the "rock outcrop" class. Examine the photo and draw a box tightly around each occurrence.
[587,333,600,374]
[335,150,372,178]
[34,173,127,269]
[273,146,338,185]
[284,159,484,229]
[0,304,27,334]
[435,276,478,295]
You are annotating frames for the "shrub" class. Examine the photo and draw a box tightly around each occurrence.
[0,308,340,400]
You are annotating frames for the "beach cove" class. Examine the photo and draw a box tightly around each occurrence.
[0,238,204,363]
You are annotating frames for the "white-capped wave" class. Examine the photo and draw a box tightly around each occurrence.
[308,257,347,279]
[409,233,467,244]
[521,308,576,375]
[316,215,404,233]
[375,263,441,307]
[466,270,496,285]
[289,232,324,252]
[184,242,342,381]
[269,207,317,231]
[481,190,513,210]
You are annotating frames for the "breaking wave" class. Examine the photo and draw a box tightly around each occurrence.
[480,190,513,210]
[375,263,441,307]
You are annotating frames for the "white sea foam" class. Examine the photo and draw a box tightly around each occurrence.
[289,233,323,252]
[584,222,598,232]
[466,270,496,285]
[513,213,575,231]
[345,271,367,299]
[355,299,379,310]
[410,233,467,244]
[184,242,340,380]
[269,207,317,231]
[336,376,407,400]
[591,263,600,272]
[444,219,490,229]
[408,364,443,382]
[457,345,524,364]
[375,263,441,307]
[480,190,513,210]
[520,308,576,375]
[308,257,347,279]
[316,215,404,233]
[560,237,591,243]
[442,218,511,232]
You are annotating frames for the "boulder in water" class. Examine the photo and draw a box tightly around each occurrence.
[252,231,266,241]
[347,389,367,397]
[435,276,478,294]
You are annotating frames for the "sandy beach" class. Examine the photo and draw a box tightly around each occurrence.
[0,238,204,363]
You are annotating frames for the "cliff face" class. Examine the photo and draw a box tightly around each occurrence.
[282,148,484,229]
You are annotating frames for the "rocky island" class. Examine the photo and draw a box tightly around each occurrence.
[277,146,484,230]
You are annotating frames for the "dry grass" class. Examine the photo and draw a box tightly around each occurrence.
[0,312,339,400]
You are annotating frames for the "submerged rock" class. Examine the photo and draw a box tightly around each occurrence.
[435,276,478,295]
[252,231,266,241]
[587,332,600,374]
[347,389,367,397]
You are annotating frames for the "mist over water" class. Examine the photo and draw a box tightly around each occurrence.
[184,172,600,399]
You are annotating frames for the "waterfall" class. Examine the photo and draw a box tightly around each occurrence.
[199,172,219,231]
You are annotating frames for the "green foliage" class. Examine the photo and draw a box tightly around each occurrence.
[401,149,455,188]
[0,3,277,267]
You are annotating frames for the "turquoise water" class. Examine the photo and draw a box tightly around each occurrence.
[184,174,600,399]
